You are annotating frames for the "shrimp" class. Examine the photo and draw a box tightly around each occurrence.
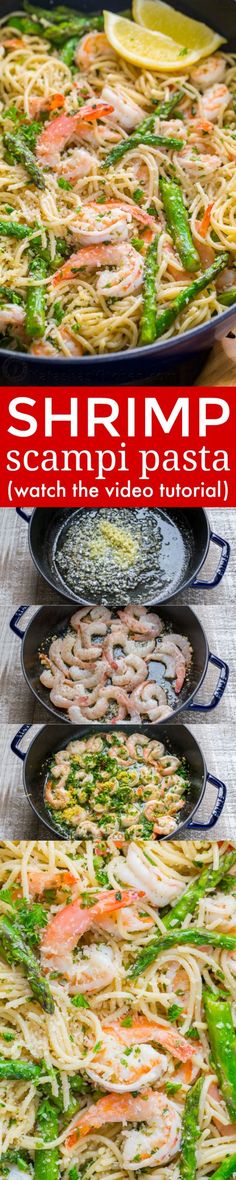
[68,944,117,993]
[66,1088,182,1167]
[143,739,166,765]
[128,681,170,722]
[58,147,96,183]
[175,144,220,175]
[89,1038,167,1092]
[0,306,25,330]
[75,32,113,69]
[53,242,144,297]
[200,83,230,123]
[26,868,77,897]
[36,101,114,167]
[118,606,163,637]
[97,1014,196,1062]
[72,200,157,245]
[101,84,144,131]
[97,903,154,938]
[153,639,187,693]
[190,55,226,90]
[112,841,185,906]
[126,733,150,758]
[112,653,148,689]
[41,887,142,964]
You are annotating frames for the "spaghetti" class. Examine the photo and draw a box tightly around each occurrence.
[0,10,236,355]
[0,839,236,1177]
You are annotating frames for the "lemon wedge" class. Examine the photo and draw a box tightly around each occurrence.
[104,10,221,71]
[133,0,224,59]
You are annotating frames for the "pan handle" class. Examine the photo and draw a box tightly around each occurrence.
[9,605,29,639]
[186,653,229,712]
[192,533,230,588]
[11,724,31,761]
[185,773,226,831]
[16,508,31,522]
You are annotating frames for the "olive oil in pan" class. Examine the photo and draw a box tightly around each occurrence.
[54,508,192,606]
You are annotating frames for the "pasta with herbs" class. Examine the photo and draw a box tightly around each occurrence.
[0,839,236,1179]
[0,5,236,356]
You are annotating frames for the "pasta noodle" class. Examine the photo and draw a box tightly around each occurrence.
[0,13,235,355]
[0,838,236,1178]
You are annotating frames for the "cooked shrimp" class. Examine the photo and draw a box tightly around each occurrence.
[0,306,25,330]
[72,200,156,245]
[126,733,150,758]
[58,147,96,182]
[112,841,185,906]
[66,1088,182,1167]
[89,1039,167,1093]
[97,903,154,938]
[75,32,113,69]
[53,242,144,297]
[118,606,163,637]
[190,55,226,90]
[68,944,117,993]
[98,1014,195,1062]
[101,84,144,131]
[175,144,220,175]
[41,888,141,961]
[200,84,230,123]
[26,868,77,897]
[143,739,166,764]
[36,101,114,167]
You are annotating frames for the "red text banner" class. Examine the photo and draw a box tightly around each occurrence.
[0,385,235,507]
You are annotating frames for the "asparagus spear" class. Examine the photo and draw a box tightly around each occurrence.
[60,36,78,64]
[154,252,229,338]
[7,15,44,35]
[180,1077,203,1180]
[26,256,47,339]
[204,991,236,1121]
[129,928,236,979]
[0,914,54,1013]
[160,177,199,272]
[219,288,236,306]
[0,1058,41,1081]
[210,1156,236,1180]
[43,14,103,44]
[35,1100,59,1180]
[102,88,185,169]
[24,1,84,22]
[103,131,183,170]
[163,851,236,931]
[0,221,31,240]
[3,133,45,190]
[139,235,159,346]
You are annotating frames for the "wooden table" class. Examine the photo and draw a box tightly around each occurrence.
[196,341,236,386]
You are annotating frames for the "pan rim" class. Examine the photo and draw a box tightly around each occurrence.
[20,601,209,722]
[26,506,211,604]
[21,718,207,839]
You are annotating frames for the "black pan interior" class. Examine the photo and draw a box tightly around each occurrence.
[22,602,207,721]
[29,507,210,604]
[24,721,205,837]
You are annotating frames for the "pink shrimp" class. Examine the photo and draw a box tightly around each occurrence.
[72,200,157,245]
[199,83,230,123]
[75,31,113,69]
[100,1015,196,1063]
[41,888,143,957]
[66,1088,181,1166]
[53,242,144,297]
[36,101,114,167]
[27,868,77,896]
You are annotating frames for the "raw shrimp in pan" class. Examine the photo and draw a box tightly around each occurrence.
[66,1089,182,1167]
[39,607,192,722]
